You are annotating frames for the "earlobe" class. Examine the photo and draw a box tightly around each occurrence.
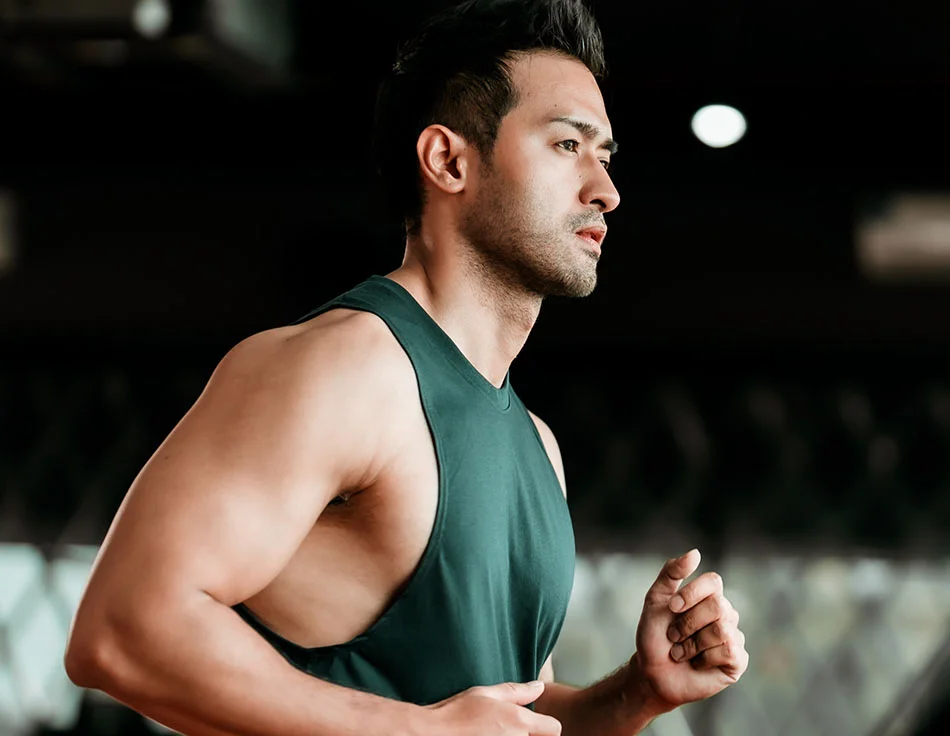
[416,124,467,195]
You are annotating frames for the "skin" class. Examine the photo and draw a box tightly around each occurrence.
[64,50,747,736]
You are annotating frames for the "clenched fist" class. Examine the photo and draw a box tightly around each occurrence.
[631,549,749,712]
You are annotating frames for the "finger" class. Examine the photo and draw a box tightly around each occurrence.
[648,548,701,600]
[689,638,749,680]
[670,619,732,662]
[669,570,723,614]
[525,711,563,736]
[668,593,732,643]
[478,680,545,705]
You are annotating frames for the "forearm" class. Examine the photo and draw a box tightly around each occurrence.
[534,658,666,736]
[69,595,418,736]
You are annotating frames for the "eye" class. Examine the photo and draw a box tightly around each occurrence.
[557,139,580,153]
[600,160,610,171]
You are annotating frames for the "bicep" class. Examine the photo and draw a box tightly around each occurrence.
[82,319,393,616]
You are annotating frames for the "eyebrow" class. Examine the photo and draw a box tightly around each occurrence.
[548,115,619,155]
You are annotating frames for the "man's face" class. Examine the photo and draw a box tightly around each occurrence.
[459,51,620,298]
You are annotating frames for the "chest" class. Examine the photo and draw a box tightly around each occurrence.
[319,401,575,613]
[249,399,574,649]
[432,413,576,614]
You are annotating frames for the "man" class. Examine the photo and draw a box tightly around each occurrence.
[65,0,748,734]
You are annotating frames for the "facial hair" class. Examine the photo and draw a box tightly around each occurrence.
[458,163,599,299]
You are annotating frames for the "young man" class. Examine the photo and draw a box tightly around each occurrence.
[65,1,748,734]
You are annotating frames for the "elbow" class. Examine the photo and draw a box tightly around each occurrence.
[64,647,96,690]
[64,610,141,694]
[64,645,99,690]
[64,623,114,690]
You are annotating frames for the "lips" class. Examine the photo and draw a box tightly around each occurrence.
[575,226,606,246]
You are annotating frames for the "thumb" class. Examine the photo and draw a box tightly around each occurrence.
[481,680,546,705]
[650,548,701,597]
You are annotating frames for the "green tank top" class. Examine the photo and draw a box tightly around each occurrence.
[234,274,576,705]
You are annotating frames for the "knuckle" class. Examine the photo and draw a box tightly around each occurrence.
[674,586,691,607]
[713,594,727,616]
[682,636,697,659]
[735,651,749,674]
[678,611,693,633]
[721,594,734,615]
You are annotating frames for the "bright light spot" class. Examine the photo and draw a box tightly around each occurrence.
[691,104,747,149]
[132,0,171,39]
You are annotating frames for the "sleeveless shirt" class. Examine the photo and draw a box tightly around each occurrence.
[234,274,576,705]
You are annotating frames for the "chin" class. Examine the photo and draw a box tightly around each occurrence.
[508,242,599,298]
[563,280,597,298]
[542,269,598,298]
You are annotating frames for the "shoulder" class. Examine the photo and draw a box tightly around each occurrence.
[527,409,567,496]
[224,307,406,372]
[216,308,415,404]
[199,308,420,468]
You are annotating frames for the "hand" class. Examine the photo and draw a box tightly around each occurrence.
[421,680,562,735]
[630,549,748,713]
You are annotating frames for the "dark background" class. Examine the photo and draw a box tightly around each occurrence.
[4,0,950,350]
[4,0,950,551]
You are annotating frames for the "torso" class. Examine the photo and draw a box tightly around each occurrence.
[239,309,558,650]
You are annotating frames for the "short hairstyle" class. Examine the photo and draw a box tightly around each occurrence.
[372,0,607,234]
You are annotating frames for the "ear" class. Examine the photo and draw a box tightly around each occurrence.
[416,124,471,196]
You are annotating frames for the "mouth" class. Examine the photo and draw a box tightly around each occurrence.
[575,226,606,252]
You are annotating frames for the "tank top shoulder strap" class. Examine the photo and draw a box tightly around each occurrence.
[296,275,511,412]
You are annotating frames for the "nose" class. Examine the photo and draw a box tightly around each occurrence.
[581,162,620,213]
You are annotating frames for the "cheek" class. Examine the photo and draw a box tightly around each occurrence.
[484,147,569,229]
[524,173,570,221]
[513,177,556,225]
[494,138,559,189]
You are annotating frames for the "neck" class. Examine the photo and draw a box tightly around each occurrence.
[384,233,542,390]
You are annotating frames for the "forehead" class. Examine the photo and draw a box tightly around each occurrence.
[505,51,611,134]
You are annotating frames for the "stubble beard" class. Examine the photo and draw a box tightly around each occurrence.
[459,170,599,300]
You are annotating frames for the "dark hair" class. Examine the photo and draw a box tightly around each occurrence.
[372,0,606,234]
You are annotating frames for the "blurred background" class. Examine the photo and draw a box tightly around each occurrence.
[2,0,950,734]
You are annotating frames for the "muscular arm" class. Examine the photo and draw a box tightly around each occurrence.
[64,311,422,736]
[529,413,664,736]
